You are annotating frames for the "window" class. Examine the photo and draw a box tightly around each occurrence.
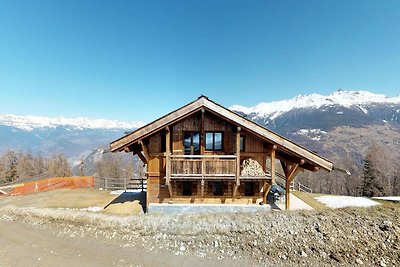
[182,181,193,196]
[240,136,245,152]
[205,132,223,151]
[160,130,166,152]
[184,132,200,155]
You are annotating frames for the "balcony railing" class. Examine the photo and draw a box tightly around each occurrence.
[169,155,237,180]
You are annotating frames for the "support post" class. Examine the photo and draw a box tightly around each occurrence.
[165,127,173,197]
[138,140,150,163]
[233,126,241,197]
[200,108,205,155]
[201,179,205,199]
[284,163,299,210]
[270,146,276,184]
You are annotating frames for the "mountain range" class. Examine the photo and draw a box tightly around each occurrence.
[1,90,399,174]
[0,114,144,164]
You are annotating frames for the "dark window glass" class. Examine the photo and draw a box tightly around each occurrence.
[184,132,192,155]
[214,132,222,150]
[205,132,223,151]
[213,181,223,196]
[184,132,200,155]
[192,132,200,153]
[240,136,245,152]
[205,132,213,150]
[161,131,166,152]
[182,181,193,196]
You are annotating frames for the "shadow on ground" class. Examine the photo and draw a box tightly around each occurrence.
[104,191,146,213]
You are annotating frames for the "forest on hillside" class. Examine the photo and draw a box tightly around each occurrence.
[0,150,143,185]
[297,142,400,197]
[0,143,399,197]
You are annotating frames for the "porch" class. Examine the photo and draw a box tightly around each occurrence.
[167,154,271,181]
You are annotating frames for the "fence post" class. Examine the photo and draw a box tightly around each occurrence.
[141,177,144,191]
[124,176,127,191]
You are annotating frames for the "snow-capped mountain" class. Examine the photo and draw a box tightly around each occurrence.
[0,114,144,131]
[231,90,400,169]
[230,90,400,121]
[0,114,144,162]
[231,90,400,133]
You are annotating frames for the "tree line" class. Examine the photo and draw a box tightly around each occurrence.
[298,143,400,197]
[0,150,71,184]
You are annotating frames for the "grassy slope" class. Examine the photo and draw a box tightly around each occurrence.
[0,188,145,215]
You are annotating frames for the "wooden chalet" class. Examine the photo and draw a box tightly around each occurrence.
[110,96,333,210]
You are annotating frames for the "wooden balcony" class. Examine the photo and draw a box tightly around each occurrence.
[169,155,237,180]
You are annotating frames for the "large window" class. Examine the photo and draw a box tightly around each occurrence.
[183,132,200,155]
[240,136,245,152]
[205,132,223,151]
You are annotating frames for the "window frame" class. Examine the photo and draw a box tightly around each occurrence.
[183,131,200,155]
[205,131,224,151]
[240,135,245,152]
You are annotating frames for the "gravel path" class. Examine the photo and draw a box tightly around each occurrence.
[0,204,399,266]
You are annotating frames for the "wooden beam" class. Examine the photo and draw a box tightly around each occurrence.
[138,140,150,162]
[264,182,272,204]
[270,148,276,184]
[200,108,205,155]
[236,126,241,187]
[232,184,239,199]
[135,151,147,164]
[201,180,205,199]
[165,126,172,197]
[284,163,299,210]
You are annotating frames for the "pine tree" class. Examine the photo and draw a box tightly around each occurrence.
[361,149,384,197]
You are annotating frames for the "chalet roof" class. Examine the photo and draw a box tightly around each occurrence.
[110,96,333,171]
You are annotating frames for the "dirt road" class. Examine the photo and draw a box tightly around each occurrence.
[0,219,251,267]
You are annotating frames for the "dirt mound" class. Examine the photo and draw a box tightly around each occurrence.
[1,204,399,266]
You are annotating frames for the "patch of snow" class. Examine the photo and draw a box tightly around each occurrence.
[383,120,387,123]
[230,90,400,119]
[0,114,145,131]
[315,196,380,209]
[296,129,327,136]
[336,111,343,115]
[80,206,103,212]
[311,136,321,141]
[109,189,144,195]
[357,105,368,114]
[372,196,400,202]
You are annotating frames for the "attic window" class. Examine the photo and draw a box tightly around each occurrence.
[205,132,223,151]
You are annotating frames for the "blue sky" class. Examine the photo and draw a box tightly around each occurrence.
[0,0,399,122]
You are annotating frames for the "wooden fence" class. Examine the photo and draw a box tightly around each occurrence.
[94,176,147,191]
